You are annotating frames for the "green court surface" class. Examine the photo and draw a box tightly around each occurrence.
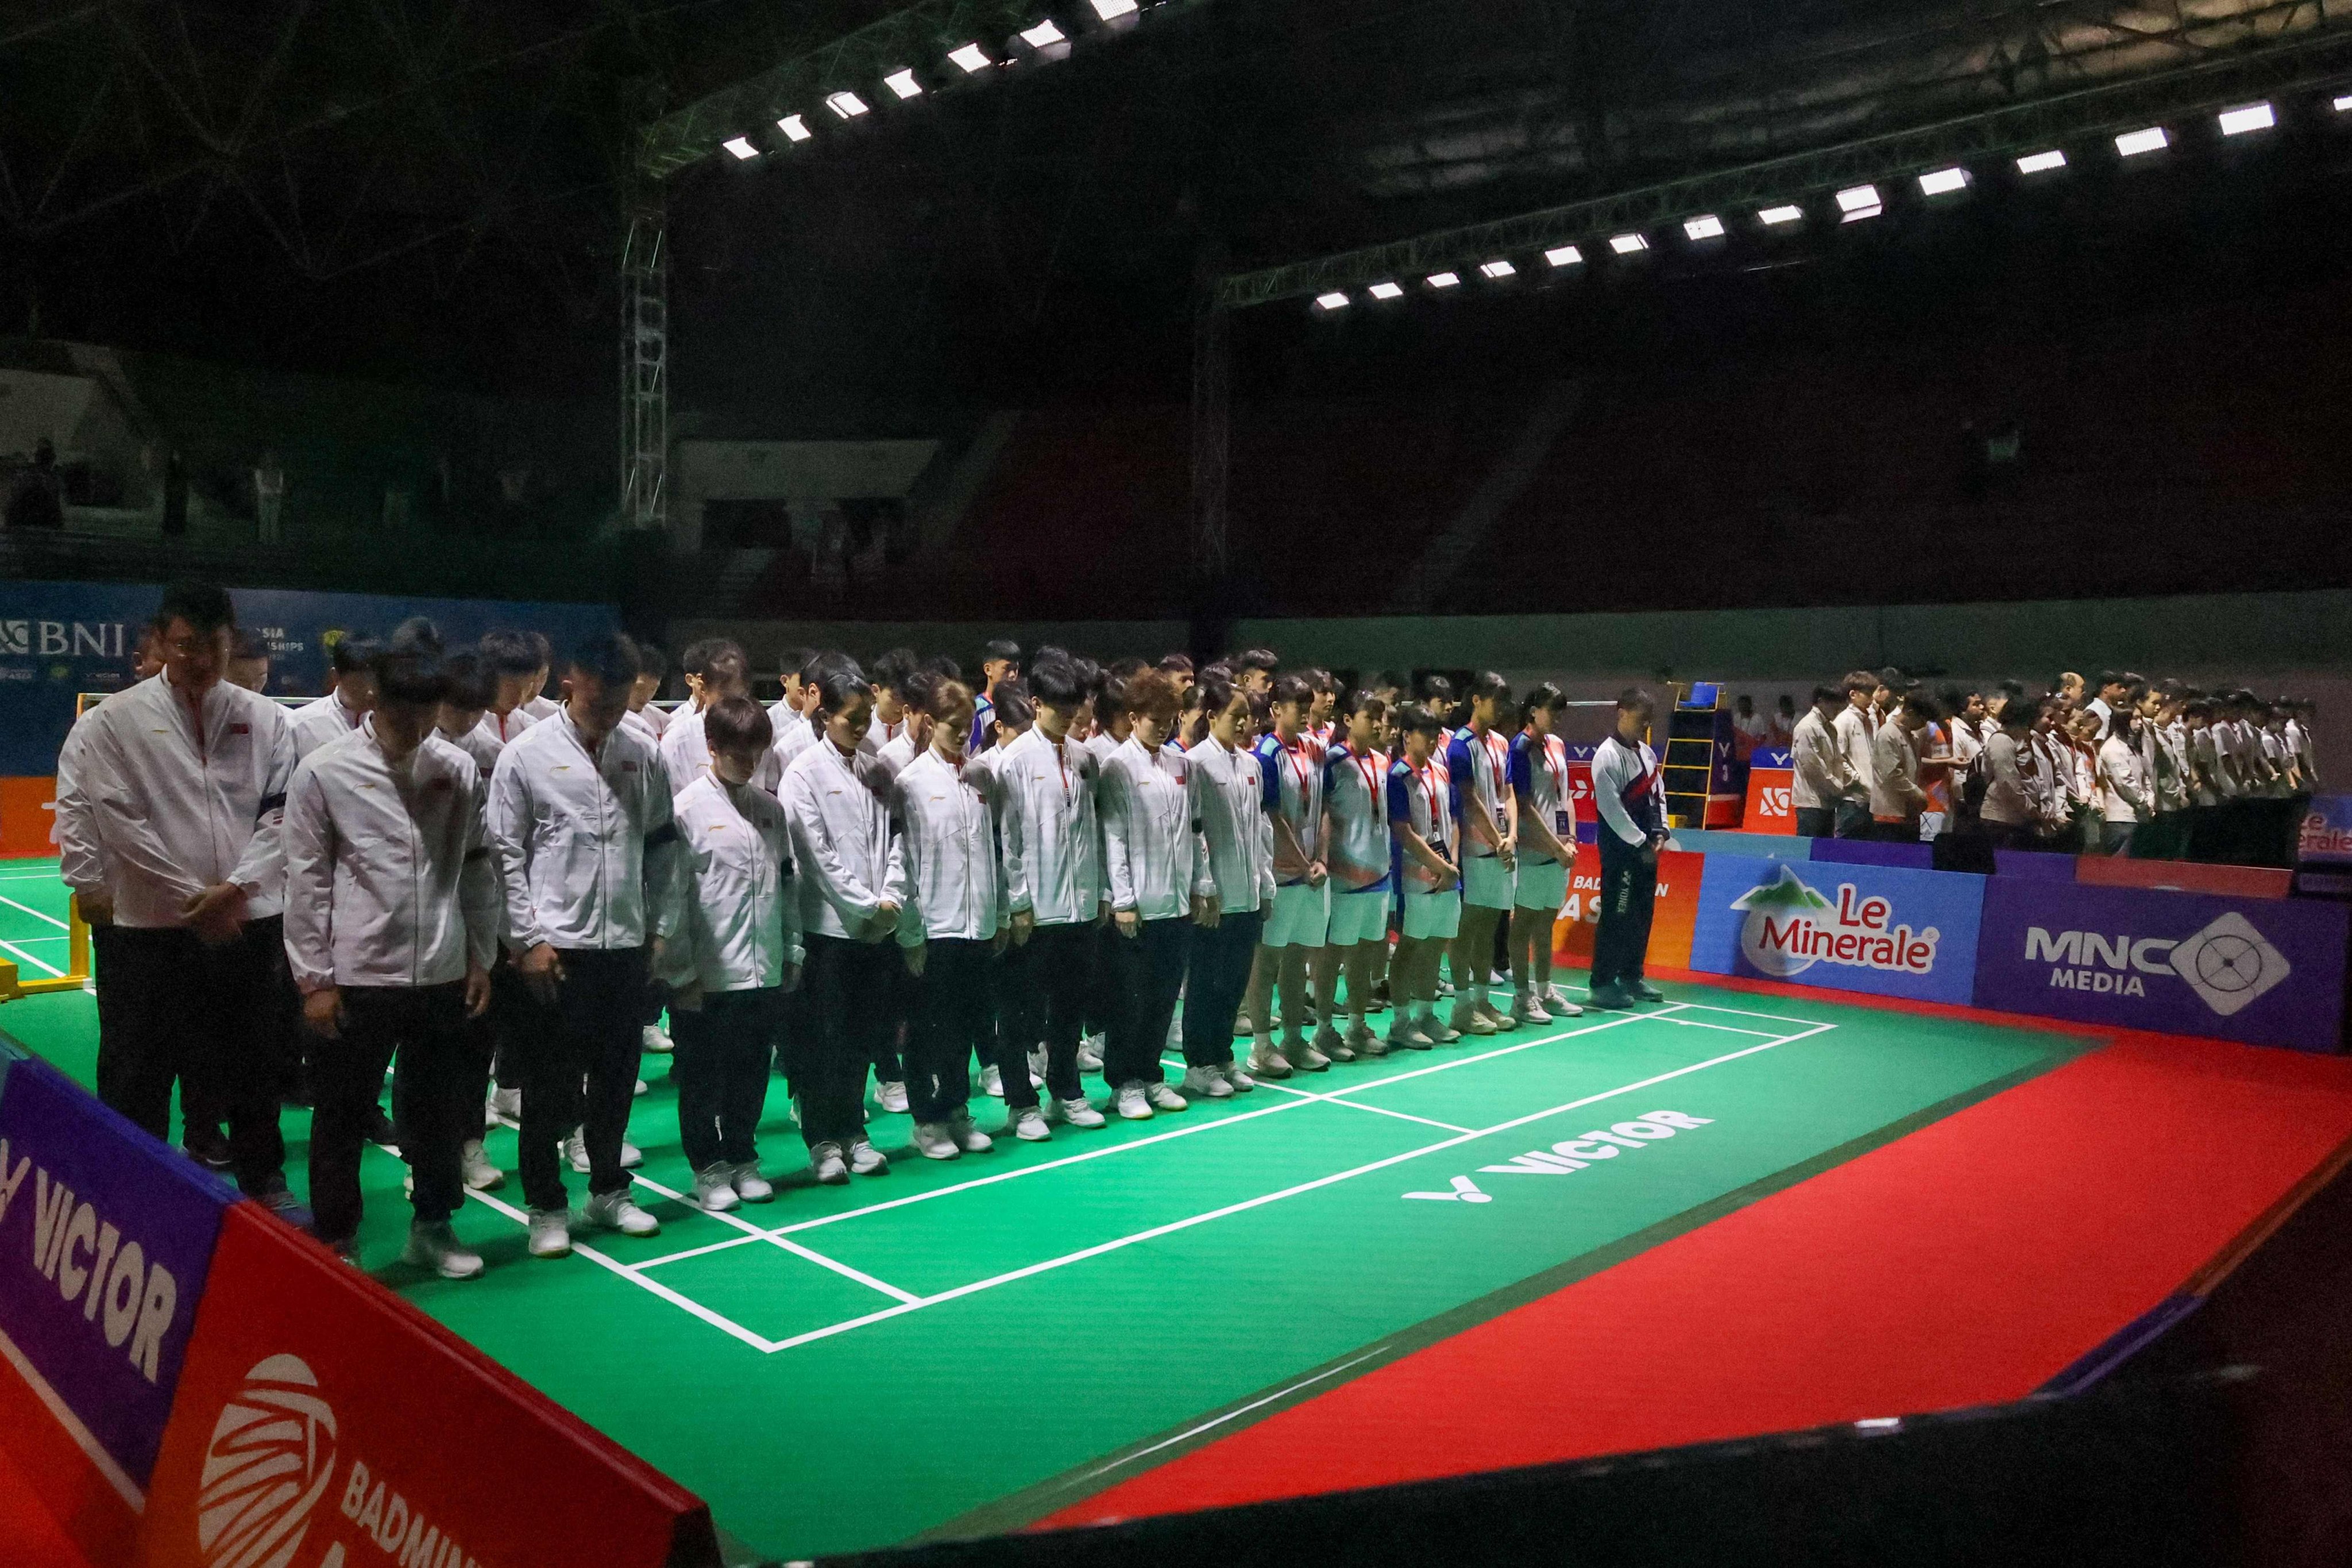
[0,856,2085,1561]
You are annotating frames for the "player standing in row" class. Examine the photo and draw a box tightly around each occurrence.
[290,635,378,758]
[1181,673,1275,1097]
[1508,684,1582,1024]
[1446,673,1519,1037]
[1096,667,1200,1118]
[1319,689,1396,1057]
[1242,674,1330,1078]
[1386,704,1462,1049]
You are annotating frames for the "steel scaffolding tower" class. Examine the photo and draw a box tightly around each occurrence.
[619,194,669,532]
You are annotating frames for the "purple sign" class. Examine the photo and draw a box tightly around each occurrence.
[1813,837,1934,871]
[1974,879,2351,1052]
[0,1056,231,1494]
[1994,849,2078,882]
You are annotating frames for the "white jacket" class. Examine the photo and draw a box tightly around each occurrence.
[622,703,670,742]
[1832,705,1875,802]
[439,721,504,779]
[1099,735,1202,920]
[486,709,681,953]
[289,690,369,760]
[1790,708,1855,810]
[61,672,296,926]
[770,709,821,778]
[659,706,781,794]
[52,708,107,895]
[1187,735,1274,914]
[664,773,803,991]
[281,723,500,992]
[891,748,1005,945]
[874,730,921,785]
[781,735,907,941]
[522,694,559,724]
[2098,733,2152,824]
[473,706,537,750]
[998,726,1104,926]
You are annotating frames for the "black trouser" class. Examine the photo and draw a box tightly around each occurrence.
[999,922,1092,1107]
[1832,800,1872,838]
[1592,836,1656,991]
[1793,806,1835,839]
[488,956,530,1094]
[671,988,779,1170]
[312,983,475,1242]
[97,921,287,1195]
[1868,816,1920,843]
[1086,923,1121,1043]
[910,939,997,1123]
[1180,907,1260,1068]
[1105,917,1189,1087]
[800,933,897,1148]
[516,947,646,1211]
[875,952,913,1087]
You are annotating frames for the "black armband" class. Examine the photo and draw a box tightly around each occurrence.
[256,792,287,817]
[644,821,679,849]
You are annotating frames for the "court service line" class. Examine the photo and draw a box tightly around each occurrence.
[1230,1077,1474,1134]
[1318,1006,1685,1100]
[1651,1015,1788,1037]
[755,1017,1839,1354]
[623,1171,920,1304]
[0,892,69,930]
[0,937,64,977]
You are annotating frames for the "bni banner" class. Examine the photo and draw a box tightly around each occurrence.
[1975,878,2350,1052]
[1689,855,1986,1005]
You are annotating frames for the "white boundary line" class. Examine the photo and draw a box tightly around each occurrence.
[1651,1015,1787,1037]
[0,891,69,929]
[623,1171,920,1304]
[1062,1349,1391,1486]
[1242,1077,1476,1134]
[0,936,64,976]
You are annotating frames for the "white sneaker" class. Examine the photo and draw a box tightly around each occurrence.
[634,1077,648,1096]
[1222,1063,1258,1093]
[692,1165,741,1211]
[980,1064,1006,1098]
[948,1113,994,1153]
[1231,1011,1256,1038]
[1512,997,1553,1026]
[810,1141,849,1184]
[1290,1038,1333,1072]
[1314,1025,1350,1063]
[1450,1002,1496,1037]
[402,1221,485,1280]
[584,1189,661,1237]
[1046,1095,1107,1130]
[1077,1036,1104,1075]
[1114,1083,1153,1121]
[621,1140,642,1170]
[527,1207,573,1258]
[1246,1041,1293,1079]
[461,1139,504,1191]
[1387,1019,1434,1051]
[1146,1082,1189,1113]
[876,1080,910,1114]
[731,1162,775,1202]
[1425,1014,1464,1044]
[848,1139,889,1175]
[1180,1065,1233,1100]
[1480,999,1519,1032]
[1027,1047,1048,1088]
[1545,993,1584,1017]
[641,1022,674,1055]
[487,1085,522,1123]
[913,1122,960,1160]
[574,1131,646,1173]
[1007,1107,1051,1142]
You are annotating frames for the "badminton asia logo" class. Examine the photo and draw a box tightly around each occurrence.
[2024,910,2292,1017]
[198,1355,338,1568]
[1728,865,1940,979]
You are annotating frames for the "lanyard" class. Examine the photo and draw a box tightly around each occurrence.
[1418,760,1449,851]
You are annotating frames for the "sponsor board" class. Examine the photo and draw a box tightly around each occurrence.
[1551,845,1701,971]
[0,1055,230,1500]
[140,1204,721,1568]
[2297,794,2352,866]
[1810,837,1933,871]
[1690,858,1985,1005]
[1974,880,2350,1052]
[1564,746,1598,845]
[1742,763,1795,835]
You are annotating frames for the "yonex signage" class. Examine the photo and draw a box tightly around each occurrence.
[1974,880,2349,1051]
[1689,858,1984,1005]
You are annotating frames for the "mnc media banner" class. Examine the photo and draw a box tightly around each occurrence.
[0,578,617,777]
[0,1055,230,1500]
[1975,879,2351,1052]
[1689,856,1986,1005]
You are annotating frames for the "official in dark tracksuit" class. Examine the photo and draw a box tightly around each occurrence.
[1588,690,1670,1010]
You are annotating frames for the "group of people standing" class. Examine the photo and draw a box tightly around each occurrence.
[55,589,1675,1281]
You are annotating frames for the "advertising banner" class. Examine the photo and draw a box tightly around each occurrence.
[140,1204,721,1568]
[1552,845,1702,972]
[1810,837,1935,872]
[0,1055,230,1501]
[1669,830,1811,862]
[1743,752,1795,835]
[1995,849,2078,882]
[2297,794,2352,866]
[1689,856,1986,1005]
[1974,879,2350,1052]
[1564,744,1597,845]
[2073,856,2292,901]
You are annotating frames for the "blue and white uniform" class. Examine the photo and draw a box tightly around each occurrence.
[1446,724,1515,910]
[1322,741,1392,947]
[1388,752,1460,941]
[1254,730,1328,948]
[1509,730,1575,912]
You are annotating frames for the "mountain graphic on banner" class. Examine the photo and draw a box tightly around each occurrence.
[1728,864,1832,913]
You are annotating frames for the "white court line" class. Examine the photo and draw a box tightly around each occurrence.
[1663,999,1837,1028]
[0,937,64,977]
[1651,1015,1787,1037]
[624,1171,920,1304]
[1234,1077,1474,1134]
[749,1017,1836,1354]
[1321,1006,1682,1099]
[1064,1349,1390,1488]
[0,891,69,929]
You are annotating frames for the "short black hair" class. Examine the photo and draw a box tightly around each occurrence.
[567,631,642,688]
[1028,656,1086,708]
[1901,691,1940,723]
[479,629,540,677]
[153,580,234,636]
[439,648,495,712]
[1876,666,1910,693]
[1811,684,1843,707]
[373,624,447,708]
[704,694,774,755]
[1158,652,1195,677]
[1195,671,1239,720]
[1519,682,1564,725]
[778,646,816,678]
[526,631,553,670]
[231,628,271,662]
[1617,687,1654,714]
[1236,646,1279,675]
[871,647,918,696]
[1395,701,1443,737]
[920,652,963,681]
[983,639,1022,665]
[330,635,383,676]
[1270,673,1313,709]
[810,658,871,716]
[685,639,741,679]
[992,681,1035,732]
[637,643,669,682]
[1374,670,1407,692]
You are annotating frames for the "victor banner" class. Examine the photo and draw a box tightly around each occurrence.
[1688,856,1986,1005]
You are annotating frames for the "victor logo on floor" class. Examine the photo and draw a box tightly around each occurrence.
[1402,1111,1714,1200]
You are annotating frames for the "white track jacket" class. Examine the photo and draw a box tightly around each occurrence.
[1099,735,1202,921]
[781,735,906,941]
[891,748,1005,946]
[486,708,681,953]
[998,726,1104,926]
[665,773,802,991]
[1186,735,1274,915]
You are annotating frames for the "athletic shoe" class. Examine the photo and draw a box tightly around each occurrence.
[731,1163,775,1202]
[1027,1048,1049,1088]
[848,1140,890,1176]
[1231,1011,1256,1038]
[1353,1029,1391,1059]
[488,1084,522,1123]
[184,1131,234,1171]
[253,1183,311,1227]
[1511,997,1552,1028]
[584,1190,661,1237]
[1480,1000,1519,1032]
[1221,1063,1257,1093]
[980,1064,1006,1098]
[1586,982,1636,1010]
[527,1208,574,1258]
[566,1131,644,1174]
[1387,1019,1434,1051]
[641,1022,674,1055]
[1047,1096,1108,1130]
[692,1165,741,1211]
[1180,1065,1233,1100]
[1301,1032,1340,1070]
[1006,1107,1051,1142]
[1631,981,1668,1003]
[1246,1041,1293,1079]
[876,1080,910,1114]
[1435,978,1455,999]
[461,1140,504,1191]
[948,1113,994,1153]
[326,1236,361,1268]
[912,1122,961,1160]
[1114,1083,1153,1121]
[1540,984,1577,1012]
[1077,1037,1105,1075]
[634,1077,648,1097]
[1424,1015,1464,1044]
[1146,1082,1189,1113]
[810,1142,850,1184]
[363,1105,400,1149]
[1450,1002,1495,1037]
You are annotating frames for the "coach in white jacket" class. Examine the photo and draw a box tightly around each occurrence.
[60,581,299,1208]
[284,631,500,1276]
[488,632,682,1254]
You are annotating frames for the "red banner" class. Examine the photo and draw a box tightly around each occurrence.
[1742,766,1796,835]
[137,1206,719,1568]
[1551,845,1702,971]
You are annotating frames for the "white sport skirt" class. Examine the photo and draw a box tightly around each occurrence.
[1262,881,1332,948]
[1514,857,1569,911]
[1327,886,1391,947]
[1462,853,1515,910]
[1401,889,1463,941]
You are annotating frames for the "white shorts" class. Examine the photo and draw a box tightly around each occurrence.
[1462,854,1514,910]
[1401,889,1462,942]
[1327,887,1392,947]
[1262,882,1331,949]
[1514,858,1569,911]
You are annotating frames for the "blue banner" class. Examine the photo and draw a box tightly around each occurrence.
[0,578,616,777]
[1690,856,1986,1005]
[2299,794,2352,867]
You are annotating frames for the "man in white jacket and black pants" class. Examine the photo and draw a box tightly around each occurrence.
[488,631,682,1254]
[283,627,500,1275]
[1588,690,1670,1011]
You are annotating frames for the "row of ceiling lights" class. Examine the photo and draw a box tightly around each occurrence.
[1310,90,2352,314]
[719,0,1144,163]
